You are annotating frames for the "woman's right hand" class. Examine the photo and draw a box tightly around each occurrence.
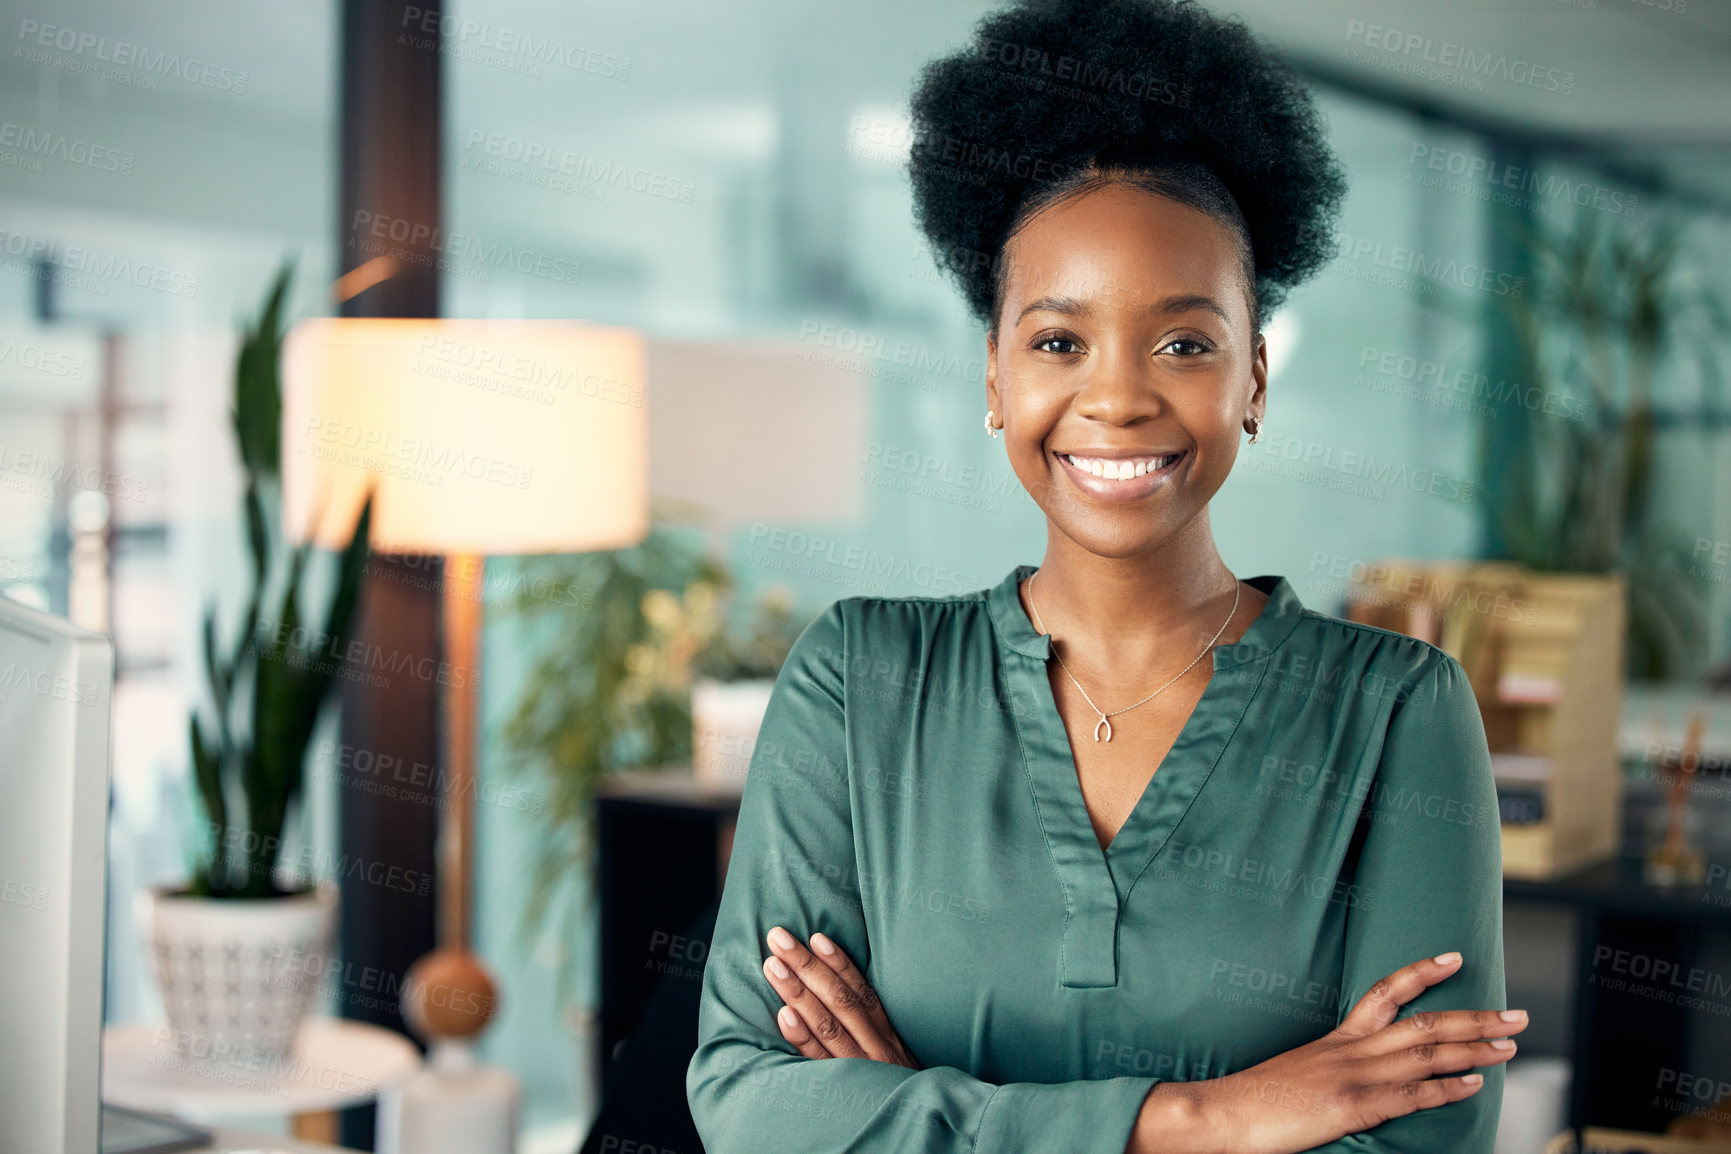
[1136,952,1526,1154]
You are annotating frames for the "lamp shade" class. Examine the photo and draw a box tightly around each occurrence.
[645,339,866,528]
[281,318,649,555]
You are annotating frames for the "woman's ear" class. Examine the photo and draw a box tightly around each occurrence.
[1247,329,1269,424]
[985,328,1000,416]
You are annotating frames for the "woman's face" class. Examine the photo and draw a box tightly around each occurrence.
[986,181,1267,560]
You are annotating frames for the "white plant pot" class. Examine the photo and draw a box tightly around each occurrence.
[138,882,338,1061]
[691,676,776,789]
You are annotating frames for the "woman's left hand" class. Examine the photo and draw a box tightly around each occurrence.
[761,925,921,1069]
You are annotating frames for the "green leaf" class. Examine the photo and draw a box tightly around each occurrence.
[188,714,228,888]
[200,607,233,751]
[244,474,271,589]
[319,489,374,657]
[232,259,293,480]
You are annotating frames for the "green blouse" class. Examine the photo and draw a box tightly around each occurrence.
[687,563,1506,1153]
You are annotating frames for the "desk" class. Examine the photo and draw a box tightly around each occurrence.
[593,768,742,1081]
[1506,856,1731,1140]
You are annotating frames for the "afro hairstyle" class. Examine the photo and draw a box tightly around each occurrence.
[906,0,1347,334]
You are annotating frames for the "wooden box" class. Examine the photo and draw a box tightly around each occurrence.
[1343,560,1626,880]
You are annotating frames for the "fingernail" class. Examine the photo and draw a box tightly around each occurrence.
[1433,951,1462,965]
[764,955,790,980]
[1501,1009,1527,1023]
[778,1006,805,1037]
[1462,1074,1484,1085]
[768,926,796,951]
[1489,1038,1516,1050]
[811,932,835,956]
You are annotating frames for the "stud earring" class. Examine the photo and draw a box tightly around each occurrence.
[985,410,1000,438]
[1246,415,1264,445]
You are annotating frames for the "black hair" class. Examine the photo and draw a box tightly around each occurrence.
[906,0,1348,336]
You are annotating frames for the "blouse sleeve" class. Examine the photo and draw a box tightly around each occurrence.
[1305,653,1507,1153]
[685,600,1160,1154]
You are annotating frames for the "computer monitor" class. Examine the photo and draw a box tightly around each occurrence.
[0,592,115,1154]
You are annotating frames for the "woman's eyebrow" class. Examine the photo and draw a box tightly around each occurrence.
[1016,295,1087,324]
[1147,293,1228,322]
[1017,292,1228,325]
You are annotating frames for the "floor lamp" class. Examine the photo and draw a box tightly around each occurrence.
[282,319,649,1130]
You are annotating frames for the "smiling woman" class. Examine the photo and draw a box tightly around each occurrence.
[685,1,1517,1152]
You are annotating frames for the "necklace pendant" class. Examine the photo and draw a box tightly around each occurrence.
[1094,713,1112,742]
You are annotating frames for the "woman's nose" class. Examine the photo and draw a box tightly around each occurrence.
[1070,346,1167,424]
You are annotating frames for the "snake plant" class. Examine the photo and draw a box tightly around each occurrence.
[184,260,374,898]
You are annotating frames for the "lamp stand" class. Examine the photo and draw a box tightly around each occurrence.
[400,551,498,1034]
[440,551,482,953]
[381,553,520,1154]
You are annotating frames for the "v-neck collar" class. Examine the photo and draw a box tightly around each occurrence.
[986,562,1306,665]
[985,562,1307,988]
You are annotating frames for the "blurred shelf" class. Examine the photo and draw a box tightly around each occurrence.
[1505,855,1731,922]
[594,766,743,813]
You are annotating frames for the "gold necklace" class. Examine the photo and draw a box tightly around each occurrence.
[1025,568,1241,742]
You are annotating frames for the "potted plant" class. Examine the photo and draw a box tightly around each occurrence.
[141,261,374,1061]
[1480,203,1728,679]
[683,580,800,789]
[496,521,803,1003]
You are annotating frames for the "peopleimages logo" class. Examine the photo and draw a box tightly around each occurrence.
[0,337,87,380]
[0,121,133,175]
[460,130,695,204]
[0,442,151,502]
[796,320,986,385]
[1343,20,1575,95]
[347,210,583,286]
[916,132,1075,186]
[1332,231,1526,298]
[397,7,632,80]
[0,231,199,299]
[1356,345,1585,423]
[1256,432,1480,504]
[412,334,645,408]
[0,661,99,707]
[1408,143,1638,218]
[744,522,977,595]
[976,37,1190,108]
[15,19,251,93]
[300,416,535,491]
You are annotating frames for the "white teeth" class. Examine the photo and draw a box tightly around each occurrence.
[1063,452,1178,480]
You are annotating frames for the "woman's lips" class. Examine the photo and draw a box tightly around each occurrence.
[1053,449,1188,504]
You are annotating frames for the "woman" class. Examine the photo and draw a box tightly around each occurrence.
[686,0,1524,1150]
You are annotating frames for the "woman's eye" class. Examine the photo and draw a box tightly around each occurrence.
[1035,336,1079,355]
[1162,338,1209,356]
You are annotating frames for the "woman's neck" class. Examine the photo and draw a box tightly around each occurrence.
[1025,512,1246,669]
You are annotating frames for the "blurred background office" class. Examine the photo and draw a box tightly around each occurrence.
[1,0,1728,1151]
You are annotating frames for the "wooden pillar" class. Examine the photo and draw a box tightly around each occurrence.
[336,2,442,1147]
